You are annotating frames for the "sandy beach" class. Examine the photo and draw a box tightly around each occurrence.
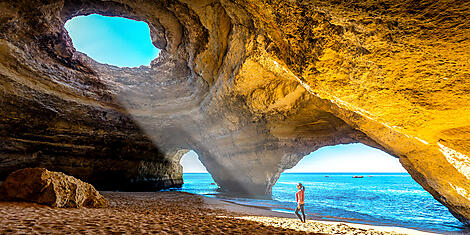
[0,191,440,234]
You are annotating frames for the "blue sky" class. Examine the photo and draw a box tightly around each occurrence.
[65,14,160,67]
[284,143,406,173]
[179,151,209,173]
[181,144,406,173]
[65,15,406,174]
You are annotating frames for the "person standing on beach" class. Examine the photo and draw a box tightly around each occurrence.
[295,183,306,223]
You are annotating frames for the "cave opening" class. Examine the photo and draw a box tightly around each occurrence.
[273,143,461,230]
[179,150,218,195]
[285,143,406,173]
[64,14,160,67]
[180,150,208,173]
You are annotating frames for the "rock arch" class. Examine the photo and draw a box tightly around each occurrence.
[0,0,469,225]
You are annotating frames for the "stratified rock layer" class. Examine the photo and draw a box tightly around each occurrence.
[0,168,108,208]
[0,0,469,224]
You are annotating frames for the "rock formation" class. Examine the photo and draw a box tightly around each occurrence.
[0,168,108,208]
[0,0,469,224]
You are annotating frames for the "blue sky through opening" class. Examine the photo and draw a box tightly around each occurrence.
[180,150,209,173]
[65,14,160,67]
[180,144,406,173]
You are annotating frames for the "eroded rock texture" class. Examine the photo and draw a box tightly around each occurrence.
[0,0,469,224]
[0,168,108,208]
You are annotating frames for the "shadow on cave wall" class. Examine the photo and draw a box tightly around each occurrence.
[0,0,211,191]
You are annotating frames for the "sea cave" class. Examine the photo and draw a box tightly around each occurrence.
[0,0,469,233]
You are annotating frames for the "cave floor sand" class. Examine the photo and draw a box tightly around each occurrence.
[0,191,437,234]
[203,196,438,235]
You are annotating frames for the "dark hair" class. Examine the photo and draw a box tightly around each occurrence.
[298,182,305,191]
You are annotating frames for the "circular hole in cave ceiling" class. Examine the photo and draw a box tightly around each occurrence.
[64,14,160,68]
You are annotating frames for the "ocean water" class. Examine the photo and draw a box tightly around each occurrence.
[180,173,468,234]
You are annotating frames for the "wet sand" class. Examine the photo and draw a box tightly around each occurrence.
[0,191,438,234]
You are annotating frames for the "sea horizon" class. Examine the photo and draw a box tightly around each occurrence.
[181,172,467,234]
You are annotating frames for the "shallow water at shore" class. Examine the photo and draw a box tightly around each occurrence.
[180,173,468,234]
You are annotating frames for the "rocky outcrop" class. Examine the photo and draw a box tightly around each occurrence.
[0,0,469,225]
[0,168,108,208]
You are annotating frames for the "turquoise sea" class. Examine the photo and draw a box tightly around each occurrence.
[179,173,468,234]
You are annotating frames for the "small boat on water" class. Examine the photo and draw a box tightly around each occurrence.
[353,176,364,178]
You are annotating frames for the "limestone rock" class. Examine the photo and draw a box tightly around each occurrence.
[0,168,108,208]
[0,0,469,225]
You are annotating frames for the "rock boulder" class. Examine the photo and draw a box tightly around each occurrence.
[0,168,108,208]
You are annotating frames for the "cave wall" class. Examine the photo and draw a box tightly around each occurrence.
[0,0,469,224]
